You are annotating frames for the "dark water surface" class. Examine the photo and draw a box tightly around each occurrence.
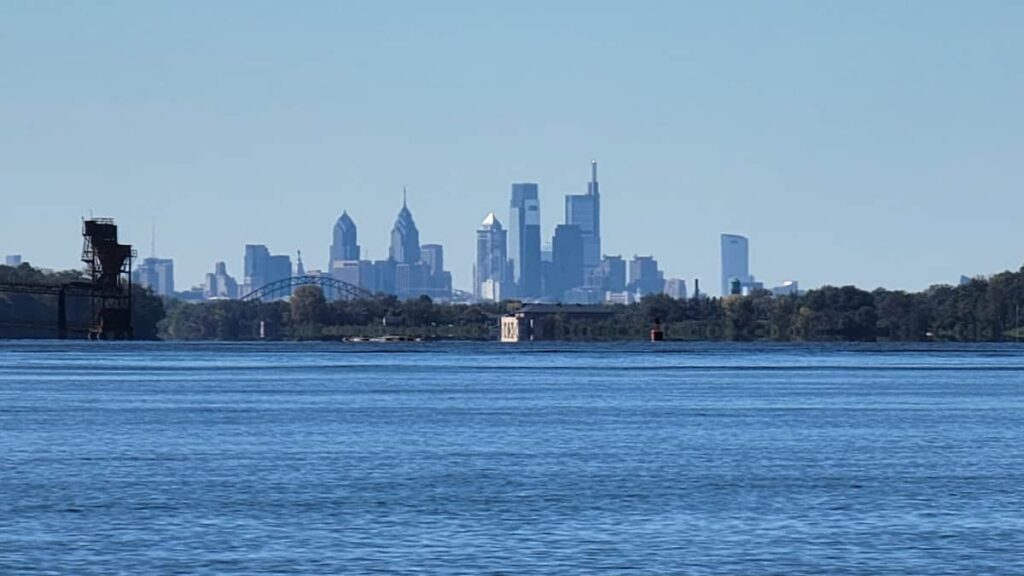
[1,341,1023,574]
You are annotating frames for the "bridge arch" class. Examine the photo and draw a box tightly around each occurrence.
[240,275,374,302]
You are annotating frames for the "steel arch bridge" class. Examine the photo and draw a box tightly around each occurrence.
[240,275,374,302]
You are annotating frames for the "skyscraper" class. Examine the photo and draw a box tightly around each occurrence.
[628,255,664,297]
[565,161,601,271]
[475,212,508,301]
[204,261,239,300]
[551,224,584,301]
[389,190,421,264]
[243,244,291,297]
[330,211,360,264]
[508,182,541,298]
[720,234,750,296]
[133,257,175,296]
[243,244,271,295]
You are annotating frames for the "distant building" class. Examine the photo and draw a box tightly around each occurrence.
[721,233,751,296]
[330,211,360,264]
[204,261,239,299]
[565,161,601,273]
[605,291,638,305]
[591,255,626,293]
[332,260,377,293]
[628,255,664,297]
[373,259,396,295]
[474,212,509,301]
[550,224,584,301]
[509,183,542,298]
[243,244,291,298]
[133,257,175,296]
[664,278,687,300]
[420,244,444,278]
[389,190,421,264]
[501,303,615,342]
[4,255,22,267]
[243,244,271,295]
[770,280,799,296]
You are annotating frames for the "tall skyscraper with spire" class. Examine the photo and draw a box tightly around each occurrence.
[390,188,421,264]
[509,182,541,298]
[330,211,360,265]
[565,160,601,273]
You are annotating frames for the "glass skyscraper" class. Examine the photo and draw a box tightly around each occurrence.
[509,182,541,298]
[720,233,750,296]
[330,211,360,264]
[475,212,508,301]
[565,161,601,272]
[389,191,421,264]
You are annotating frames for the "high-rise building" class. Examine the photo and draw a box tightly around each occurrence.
[204,261,239,299]
[550,224,584,301]
[332,260,377,293]
[330,211,360,264]
[420,244,444,278]
[133,257,175,296]
[4,255,22,267]
[628,255,664,297]
[244,244,292,297]
[664,278,688,300]
[592,255,627,292]
[565,161,601,272]
[420,244,452,299]
[474,212,508,301]
[509,182,541,298]
[243,244,271,295]
[390,190,421,264]
[721,234,751,296]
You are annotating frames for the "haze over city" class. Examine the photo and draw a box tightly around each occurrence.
[1,1,1022,294]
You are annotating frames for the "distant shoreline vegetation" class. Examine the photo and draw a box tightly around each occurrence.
[2,263,1023,342]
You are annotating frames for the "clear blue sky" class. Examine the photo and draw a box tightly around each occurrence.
[2,1,1022,294]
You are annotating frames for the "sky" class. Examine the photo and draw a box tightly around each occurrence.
[1,1,1022,295]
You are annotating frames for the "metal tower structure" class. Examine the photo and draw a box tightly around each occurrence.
[81,219,135,339]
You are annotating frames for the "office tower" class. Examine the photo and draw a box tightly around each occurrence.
[628,255,665,297]
[594,255,627,292]
[565,161,601,271]
[721,234,751,296]
[420,244,444,278]
[389,190,421,264]
[474,212,508,301]
[295,251,305,277]
[664,278,688,300]
[133,257,175,296]
[330,211,360,264]
[332,260,377,293]
[551,224,584,301]
[420,243,451,299]
[4,255,22,267]
[373,259,397,295]
[244,244,271,295]
[509,182,541,298]
[244,245,292,297]
[204,261,239,300]
[269,255,291,283]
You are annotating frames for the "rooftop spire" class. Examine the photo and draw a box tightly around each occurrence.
[403,186,408,208]
[591,159,598,185]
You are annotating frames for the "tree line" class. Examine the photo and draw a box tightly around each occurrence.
[159,264,1024,342]
[3,262,1022,341]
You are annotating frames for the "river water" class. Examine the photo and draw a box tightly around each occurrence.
[1,341,1022,574]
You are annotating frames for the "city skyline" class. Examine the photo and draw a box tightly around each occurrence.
[1,3,1022,293]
